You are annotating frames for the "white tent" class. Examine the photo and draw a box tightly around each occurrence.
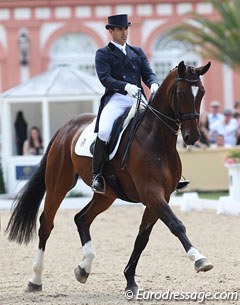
[0,65,104,194]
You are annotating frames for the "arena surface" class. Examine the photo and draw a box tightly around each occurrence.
[1,205,240,305]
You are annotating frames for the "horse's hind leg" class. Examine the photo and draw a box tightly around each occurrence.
[27,174,77,292]
[74,194,114,284]
[124,207,158,295]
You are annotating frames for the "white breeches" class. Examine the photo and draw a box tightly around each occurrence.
[98,93,136,142]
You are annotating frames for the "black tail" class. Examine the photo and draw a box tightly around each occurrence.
[5,131,59,244]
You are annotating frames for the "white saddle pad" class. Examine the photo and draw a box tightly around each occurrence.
[75,102,144,160]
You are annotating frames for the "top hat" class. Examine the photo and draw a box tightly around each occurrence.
[105,14,132,29]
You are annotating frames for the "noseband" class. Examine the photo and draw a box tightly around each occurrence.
[144,75,203,134]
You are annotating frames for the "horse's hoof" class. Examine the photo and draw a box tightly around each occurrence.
[195,258,213,273]
[26,281,42,292]
[74,265,89,284]
[125,285,138,300]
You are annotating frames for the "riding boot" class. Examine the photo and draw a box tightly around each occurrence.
[176,180,190,191]
[91,137,107,194]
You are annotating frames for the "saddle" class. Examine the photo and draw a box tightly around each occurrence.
[94,105,144,202]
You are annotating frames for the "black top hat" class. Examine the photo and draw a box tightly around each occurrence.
[105,14,132,30]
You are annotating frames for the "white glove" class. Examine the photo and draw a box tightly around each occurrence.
[125,83,141,97]
[150,83,159,94]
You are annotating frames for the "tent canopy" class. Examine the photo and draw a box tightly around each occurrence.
[1,65,104,98]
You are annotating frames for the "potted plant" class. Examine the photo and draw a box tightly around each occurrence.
[225,150,240,165]
[224,149,240,202]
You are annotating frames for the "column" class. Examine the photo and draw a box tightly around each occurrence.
[42,97,50,151]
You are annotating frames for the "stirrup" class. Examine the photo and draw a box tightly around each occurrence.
[91,175,106,194]
[176,180,190,191]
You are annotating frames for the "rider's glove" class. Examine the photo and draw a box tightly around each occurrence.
[125,83,141,97]
[150,83,159,94]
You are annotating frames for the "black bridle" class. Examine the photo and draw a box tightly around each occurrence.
[142,76,202,134]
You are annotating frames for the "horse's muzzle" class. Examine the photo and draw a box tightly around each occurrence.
[183,131,200,146]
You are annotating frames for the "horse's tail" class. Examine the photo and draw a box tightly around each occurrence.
[5,131,59,244]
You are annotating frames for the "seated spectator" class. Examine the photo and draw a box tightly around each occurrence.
[208,100,224,144]
[210,109,238,146]
[210,134,232,148]
[194,111,210,148]
[233,100,240,118]
[23,126,43,155]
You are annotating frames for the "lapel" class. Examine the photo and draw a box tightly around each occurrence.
[108,42,126,61]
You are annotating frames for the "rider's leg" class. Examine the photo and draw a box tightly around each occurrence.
[91,94,135,194]
[176,179,190,191]
[91,137,107,194]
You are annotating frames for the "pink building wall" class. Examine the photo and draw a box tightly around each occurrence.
[0,0,239,111]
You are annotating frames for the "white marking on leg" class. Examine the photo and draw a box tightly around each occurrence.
[79,241,95,273]
[187,247,206,262]
[30,249,44,285]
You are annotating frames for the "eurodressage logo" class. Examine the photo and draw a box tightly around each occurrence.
[124,289,239,302]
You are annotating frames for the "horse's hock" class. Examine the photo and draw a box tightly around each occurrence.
[179,147,231,192]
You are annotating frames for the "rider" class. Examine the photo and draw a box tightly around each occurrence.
[91,14,189,194]
[91,14,159,194]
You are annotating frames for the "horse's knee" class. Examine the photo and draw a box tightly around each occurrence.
[168,219,186,236]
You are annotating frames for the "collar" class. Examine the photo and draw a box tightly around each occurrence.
[111,41,126,54]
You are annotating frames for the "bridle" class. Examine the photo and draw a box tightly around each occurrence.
[142,75,203,134]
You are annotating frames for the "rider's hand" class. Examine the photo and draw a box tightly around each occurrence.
[150,83,159,94]
[125,83,141,97]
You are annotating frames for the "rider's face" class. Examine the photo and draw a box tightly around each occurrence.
[109,27,128,45]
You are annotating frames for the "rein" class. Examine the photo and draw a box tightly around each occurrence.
[143,76,201,135]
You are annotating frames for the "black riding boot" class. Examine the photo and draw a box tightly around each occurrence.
[91,137,107,194]
[176,180,190,191]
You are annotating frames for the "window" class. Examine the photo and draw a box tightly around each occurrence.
[151,35,200,83]
[49,33,97,75]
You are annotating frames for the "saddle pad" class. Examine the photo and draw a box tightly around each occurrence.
[75,102,144,160]
[75,118,129,160]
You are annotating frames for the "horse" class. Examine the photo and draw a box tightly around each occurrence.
[6,61,213,295]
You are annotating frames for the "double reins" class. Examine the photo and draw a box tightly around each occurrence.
[121,75,203,169]
[141,76,202,135]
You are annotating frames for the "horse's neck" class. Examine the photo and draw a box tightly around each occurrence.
[139,74,178,152]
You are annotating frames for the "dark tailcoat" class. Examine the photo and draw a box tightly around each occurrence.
[94,42,158,132]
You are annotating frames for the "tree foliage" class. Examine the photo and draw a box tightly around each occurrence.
[169,0,240,72]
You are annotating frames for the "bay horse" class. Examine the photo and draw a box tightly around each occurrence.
[6,61,213,295]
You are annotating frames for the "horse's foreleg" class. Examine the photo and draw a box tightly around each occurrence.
[149,196,213,273]
[124,207,157,295]
[74,194,114,284]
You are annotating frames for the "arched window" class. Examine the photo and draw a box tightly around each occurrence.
[49,33,97,75]
[151,35,200,83]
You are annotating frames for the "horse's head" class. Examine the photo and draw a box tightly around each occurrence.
[167,61,211,145]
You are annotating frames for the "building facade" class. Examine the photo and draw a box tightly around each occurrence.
[0,0,239,111]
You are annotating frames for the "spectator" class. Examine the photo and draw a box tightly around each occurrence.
[210,134,232,148]
[233,101,240,144]
[195,111,210,148]
[14,111,27,155]
[233,100,240,118]
[23,126,43,155]
[208,100,224,144]
[210,109,238,146]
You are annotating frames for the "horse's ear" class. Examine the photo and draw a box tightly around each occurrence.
[196,62,211,76]
[178,61,186,76]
